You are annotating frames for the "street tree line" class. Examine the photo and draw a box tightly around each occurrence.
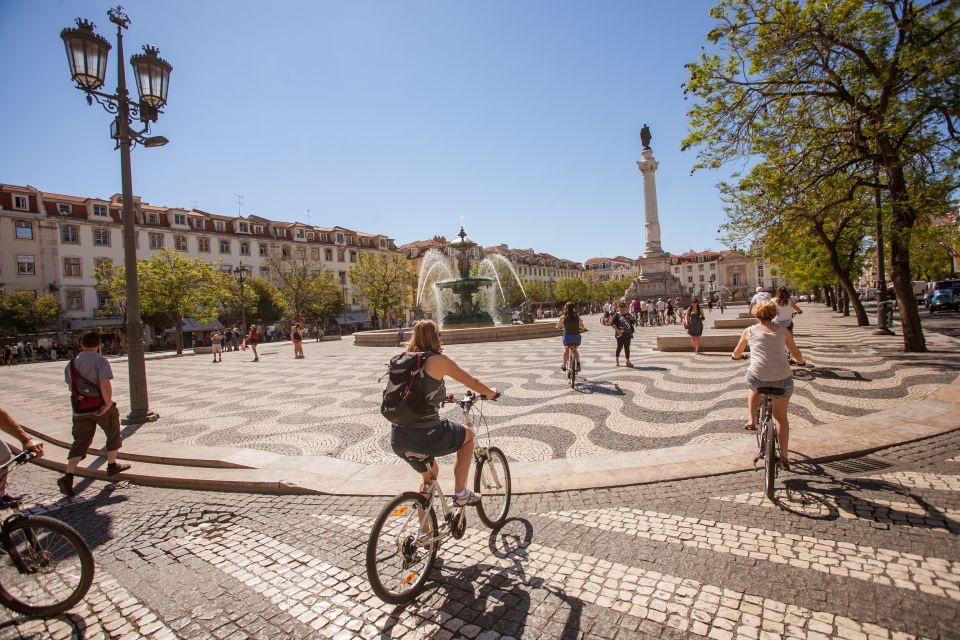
[684,0,960,351]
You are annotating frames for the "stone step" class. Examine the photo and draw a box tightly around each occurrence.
[655,335,741,352]
[714,318,757,329]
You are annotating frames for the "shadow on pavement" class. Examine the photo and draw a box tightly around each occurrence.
[575,380,625,396]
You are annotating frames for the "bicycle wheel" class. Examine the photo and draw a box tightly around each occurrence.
[474,447,512,528]
[366,492,438,604]
[764,422,777,500]
[0,515,95,617]
[568,352,576,388]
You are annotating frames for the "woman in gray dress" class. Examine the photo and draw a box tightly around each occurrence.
[684,299,705,354]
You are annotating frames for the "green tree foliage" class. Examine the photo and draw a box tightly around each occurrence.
[0,291,61,336]
[220,275,288,325]
[554,277,589,304]
[268,247,342,323]
[299,272,345,324]
[684,0,960,351]
[348,252,416,326]
[520,279,549,303]
[910,220,959,281]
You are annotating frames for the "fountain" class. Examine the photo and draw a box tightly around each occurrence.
[354,226,561,346]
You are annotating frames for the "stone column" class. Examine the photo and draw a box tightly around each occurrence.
[637,148,663,257]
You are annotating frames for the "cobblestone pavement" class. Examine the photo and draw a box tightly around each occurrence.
[2,306,959,465]
[2,430,959,639]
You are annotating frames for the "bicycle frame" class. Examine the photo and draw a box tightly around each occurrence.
[755,395,778,460]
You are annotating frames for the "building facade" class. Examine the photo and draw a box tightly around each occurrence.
[584,256,639,282]
[0,183,398,330]
[666,249,790,302]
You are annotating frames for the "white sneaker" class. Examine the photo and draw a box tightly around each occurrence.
[452,489,481,507]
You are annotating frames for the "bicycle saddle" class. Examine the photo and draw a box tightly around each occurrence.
[757,387,786,396]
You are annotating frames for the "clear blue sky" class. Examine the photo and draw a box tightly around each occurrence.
[0,0,738,263]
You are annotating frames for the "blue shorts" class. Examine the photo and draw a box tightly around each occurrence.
[745,372,794,397]
[562,335,582,347]
[391,419,467,472]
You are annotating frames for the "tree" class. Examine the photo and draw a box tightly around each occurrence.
[555,277,589,305]
[520,279,549,303]
[348,252,416,327]
[910,219,959,281]
[96,249,228,355]
[0,291,61,337]
[267,246,342,323]
[299,271,344,324]
[246,277,287,323]
[684,0,960,351]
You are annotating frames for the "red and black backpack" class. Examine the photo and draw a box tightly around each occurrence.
[380,351,434,426]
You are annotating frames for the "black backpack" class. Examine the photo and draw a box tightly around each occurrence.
[381,351,434,426]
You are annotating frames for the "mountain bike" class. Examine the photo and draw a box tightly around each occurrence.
[366,391,511,604]
[753,387,785,500]
[0,451,95,616]
[566,348,577,388]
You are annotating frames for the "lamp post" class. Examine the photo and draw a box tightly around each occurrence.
[233,263,250,329]
[61,7,171,424]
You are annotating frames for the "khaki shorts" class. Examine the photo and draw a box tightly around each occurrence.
[212,343,222,353]
[69,403,122,459]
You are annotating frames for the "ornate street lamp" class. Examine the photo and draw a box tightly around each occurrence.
[233,264,250,329]
[60,7,172,424]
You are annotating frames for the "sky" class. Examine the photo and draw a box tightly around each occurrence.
[0,0,740,263]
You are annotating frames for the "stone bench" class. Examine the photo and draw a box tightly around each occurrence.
[738,312,753,319]
[193,346,213,354]
[714,318,757,329]
[656,334,742,352]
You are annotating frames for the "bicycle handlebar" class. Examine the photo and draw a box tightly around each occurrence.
[442,390,500,406]
[0,450,33,472]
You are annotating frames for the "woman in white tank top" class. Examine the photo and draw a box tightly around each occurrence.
[731,300,805,468]
[773,286,803,332]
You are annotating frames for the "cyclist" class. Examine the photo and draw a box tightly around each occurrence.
[748,286,771,315]
[731,300,805,469]
[0,407,44,499]
[556,301,586,373]
[773,286,803,333]
[390,320,499,507]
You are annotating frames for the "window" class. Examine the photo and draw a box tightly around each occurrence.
[94,257,112,272]
[149,233,164,249]
[338,271,347,285]
[198,237,211,252]
[758,279,764,288]
[346,236,353,245]
[310,247,320,259]
[281,245,292,258]
[686,265,692,272]
[254,225,263,235]
[324,248,333,261]
[193,218,205,230]
[93,228,111,246]
[240,241,250,256]
[757,264,764,277]
[349,250,357,263]
[61,225,80,244]
[335,233,344,244]
[697,255,704,262]
[321,233,328,242]
[15,221,33,240]
[66,289,84,311]
[258,243,268,256]
[58,203,71,215]
[710,263,716,269]
[238,222,249,233]
[13,196,28,210]
[770,278,778,289]
[687,276,693,283]
[93,204,108,217]
[733,273,742,286]
[259,266,270,278]
[63,257,82,277]
[219,239,231,254]
[337,249,345,262]
[148,212,159,224]
[307,232,315,241]
[296,229,304,239]
[175,235,188,251]
[674,267,680,274]
[174,213,187,226]
[698,264,704,271]
[16,255,35,275]
[215,221,225,232]
[97,292,109,310]
[379,239,386,248]
[699,275,705,283]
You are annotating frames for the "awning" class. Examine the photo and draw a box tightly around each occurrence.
[341,311,370,324]
[165,318,224,333]
[68,317,125,331]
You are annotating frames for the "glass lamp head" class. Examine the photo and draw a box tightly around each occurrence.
[61,18,111,91]
[130,45,173,109]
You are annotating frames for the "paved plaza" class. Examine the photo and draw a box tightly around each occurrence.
[2,304,959,467]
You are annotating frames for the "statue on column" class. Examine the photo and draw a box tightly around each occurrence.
[640,124,652,150]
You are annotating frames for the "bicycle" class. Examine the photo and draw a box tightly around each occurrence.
[366,391,511,604]
[566,347,577,388]
[0,451,95,617]
[752,387,785,500]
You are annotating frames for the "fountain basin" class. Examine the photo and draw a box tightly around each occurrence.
[353,320,562,347]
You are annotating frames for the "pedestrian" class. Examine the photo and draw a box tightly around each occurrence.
[224,327,234,352]
[397,322,406,348]
[666,298,676,324]
[708,298,714,312]
[609,301,634,367]
[315,323,322,342]
[684,298,705,354]
[718,297,726,314]
[58,332,131,497]
[246,324,261,362]
[291,324,304,359]
[210,328,223,363]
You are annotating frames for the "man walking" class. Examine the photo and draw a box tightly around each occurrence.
[58,332,130,497]
[210,328,223,363]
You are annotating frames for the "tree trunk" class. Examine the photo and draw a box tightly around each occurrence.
[842,288,850,316]
[176,312,184,355]
[889,227,926,351]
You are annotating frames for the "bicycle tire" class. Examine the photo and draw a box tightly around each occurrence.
[474,447,512,528]
[0,515,95,617]
[568,351,576,388]
[764,421,777,500]
[365,492,438,604]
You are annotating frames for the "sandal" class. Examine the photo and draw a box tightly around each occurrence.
[743,423,756,431]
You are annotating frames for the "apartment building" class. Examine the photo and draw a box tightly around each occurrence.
[482,244,583,282]
[0,183,398,328]
[668,249,790,301]
[584,256,639,281]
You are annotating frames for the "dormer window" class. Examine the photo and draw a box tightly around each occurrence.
[58,203,71,215]
[93,204,108,217]
[148,212,159,225]
[321,233,328,242]
[174,213,187,226]
[13,195,28,210]
[379,239,386,248]
[346,236,353,245]
[215,221,225,232]
[296,229,304,239]
[696,255,704,262]
[193,218,204,230]
[307,232,315,240]
[238,222,249,233]
[254,225,263,235]
[335,233,344,244]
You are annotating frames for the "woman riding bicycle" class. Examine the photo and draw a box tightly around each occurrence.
[773,286,803,333]
[390,320,499,507]
[731,300,805,469]
[555,301,586,373]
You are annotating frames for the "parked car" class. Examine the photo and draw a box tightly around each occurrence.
[929,289,959,313]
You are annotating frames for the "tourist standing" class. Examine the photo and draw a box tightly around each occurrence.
[718,297,726,314]
[210,329,223,363]
[291,324,304,359]
[58,332,131,496]
[684,299,705,354]
[246,324,261,362]
[224,327,234,352]
[610,302,634,367]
